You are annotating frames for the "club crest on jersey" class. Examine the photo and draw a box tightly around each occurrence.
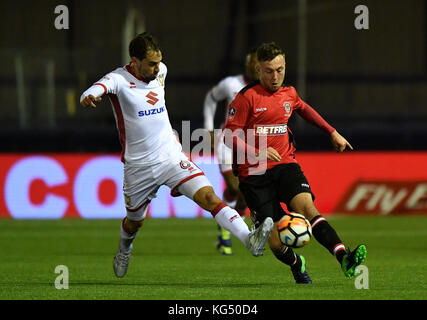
[157,74,165,87]
[284,102,291,114]
[180,160,194,171]
[228,106,236,120]
[130,82,136,89]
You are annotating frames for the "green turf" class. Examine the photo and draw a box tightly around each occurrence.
[0,216,426,300]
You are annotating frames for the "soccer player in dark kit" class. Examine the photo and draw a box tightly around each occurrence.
[223,42,367,284]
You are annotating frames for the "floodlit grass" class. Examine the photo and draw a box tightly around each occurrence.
[0,216,426,300]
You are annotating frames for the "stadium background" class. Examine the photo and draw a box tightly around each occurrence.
[0,0,426,302]
[1,0,426,219]
[1,0,426,151]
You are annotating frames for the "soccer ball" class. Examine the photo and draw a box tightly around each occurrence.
[277,213,312,248]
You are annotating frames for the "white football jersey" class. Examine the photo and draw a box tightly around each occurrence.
[203,74,248,131]
[82,62,182,165]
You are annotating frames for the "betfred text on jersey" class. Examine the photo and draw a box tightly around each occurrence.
[255,124,287,135]
[138,106,165,117]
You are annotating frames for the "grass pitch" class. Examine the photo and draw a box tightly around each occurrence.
[0,216,426,300]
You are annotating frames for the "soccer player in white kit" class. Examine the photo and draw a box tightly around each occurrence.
[203,49,258,255]
[80,32,273,278]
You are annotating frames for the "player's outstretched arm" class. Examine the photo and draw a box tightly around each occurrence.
[330,130,353,152]
[80,94,102,108]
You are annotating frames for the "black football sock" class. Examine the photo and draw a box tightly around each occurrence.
[310,215,346,265]
[271,246,301,270]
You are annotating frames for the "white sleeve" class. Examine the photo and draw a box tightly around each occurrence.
[203,89,217,131]
[203,79,229,131]
[80,73,119,102]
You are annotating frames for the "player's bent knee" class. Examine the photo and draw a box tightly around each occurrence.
[193,186,221,211]
[126,218,144,233]
[290,193,319,220]
[298,203,319,220]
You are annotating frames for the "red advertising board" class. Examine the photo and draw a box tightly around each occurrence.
[335,180,427,215]
[296,151,427,215]
[0,152,426,218]
[0,154,121,219]
[0,154,221,219]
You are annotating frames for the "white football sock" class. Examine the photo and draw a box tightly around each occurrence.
[223,198,237,209]
[221,197,237,232]
[119,222,137,253]
[214,206,250,244]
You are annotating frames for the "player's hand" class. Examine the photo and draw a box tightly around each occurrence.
[257,147,282,161]
[81,95,102,108]
[330,130,353,152]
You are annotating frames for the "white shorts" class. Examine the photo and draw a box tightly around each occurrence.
[123,153,212,221]
[215,134,233,174]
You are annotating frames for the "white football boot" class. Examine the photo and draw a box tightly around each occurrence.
[113,250,131,278]
[245,217,274,257]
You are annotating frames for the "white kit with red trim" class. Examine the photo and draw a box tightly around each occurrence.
[81,63,214,220]
[203,74,249,173]
[81,62,182,165]
[203,74,249,131]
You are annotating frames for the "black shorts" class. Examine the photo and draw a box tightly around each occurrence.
[239,163,315,228]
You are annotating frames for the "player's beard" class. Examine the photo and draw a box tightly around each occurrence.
[137,64,157,82]
[147,73,158,82]
[142,70,158,82]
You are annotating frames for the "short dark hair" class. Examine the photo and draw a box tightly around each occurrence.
[129,32,161,60]
[256,42,285,62]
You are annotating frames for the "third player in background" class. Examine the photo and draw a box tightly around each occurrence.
[203,48,258,255]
